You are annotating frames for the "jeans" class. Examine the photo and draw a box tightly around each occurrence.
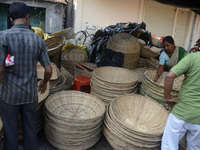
[0,99,38,150]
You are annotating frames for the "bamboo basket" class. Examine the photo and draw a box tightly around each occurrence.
[49,74,67,95]
[106,33,140,69]
[44,90,105,150]
[103,94,169,150]
[50,27,75,40]
[44,36,66,57]
[140,45,160,59]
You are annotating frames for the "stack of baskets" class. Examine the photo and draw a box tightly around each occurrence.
[103,94,169,150]
[106,33,140,69]
[61,48,88,76]
[44,36,66,67]
[90,66,139,106]
[50,27,75,40]
[140,70,184,108]
[44,91,105,150]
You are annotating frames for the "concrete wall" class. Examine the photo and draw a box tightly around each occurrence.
[74,0,200,50]
[0,0,65,33]
[74,0,145,34]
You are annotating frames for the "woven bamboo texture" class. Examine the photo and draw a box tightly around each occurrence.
[75,62,97,77]
[37,62,60,80]
[90,66,138,105]
[140,70,184,109]
[49,74,67,95]
[103,94,169,150]
[106,33,140,69]
[44,36,66,57]
[44,90,105,150]
[60,66,74,90]
[140,46,160,59]
[49,27,75,40]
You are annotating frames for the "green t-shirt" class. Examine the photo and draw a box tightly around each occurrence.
[171,52,200,124]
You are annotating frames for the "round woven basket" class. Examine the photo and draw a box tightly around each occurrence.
[50,27,75,40]
[44,90,105,149]
[37,62,60,80]
[49,74,67,95]
[44,36,66,57]
[92,66,139,87]
[144,70,184,92]
[60,66,74,90]
[103,94,169,149]
[106,33,140,69]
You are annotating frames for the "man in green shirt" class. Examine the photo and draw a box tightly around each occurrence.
[161,52,200,150]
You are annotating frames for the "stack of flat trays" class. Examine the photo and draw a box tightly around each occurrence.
[103,94,169,150]
[90,66,139,106]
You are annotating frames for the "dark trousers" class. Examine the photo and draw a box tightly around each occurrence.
[0,99,38,150]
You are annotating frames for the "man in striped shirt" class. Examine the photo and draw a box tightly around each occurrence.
[0,2,52,150]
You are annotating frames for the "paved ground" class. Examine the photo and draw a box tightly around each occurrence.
[0,128,114,150]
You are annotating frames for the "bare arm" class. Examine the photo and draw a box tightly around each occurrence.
[153,65,164,82]
[164,71,180,111]
[39,65,52,94]
[0,66,5,84]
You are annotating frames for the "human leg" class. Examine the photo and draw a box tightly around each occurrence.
[20,100,38,150]
[185,123,200,150]
[161,113,186,150]
[0,99,20,150]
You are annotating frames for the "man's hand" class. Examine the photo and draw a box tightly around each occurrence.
[38,80,47,94]
[164,98,180,111]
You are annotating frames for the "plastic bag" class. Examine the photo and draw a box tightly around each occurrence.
[97,49,124,67]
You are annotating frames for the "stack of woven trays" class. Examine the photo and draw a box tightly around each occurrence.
[50,27,75,40]
[75,61,97,77]
[140,70,184,108]
[90,66,138,106]
[44,36,66,67]
[106,33,140,69]
[103,94,169,150]
[44,91,105,150]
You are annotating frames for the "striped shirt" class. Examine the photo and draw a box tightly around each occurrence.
[0,24,50,105]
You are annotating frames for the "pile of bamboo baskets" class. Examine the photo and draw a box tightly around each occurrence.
[103,94,169,150]
[44,91,105,150]
[90,66,138,106]
[140,70,184,108]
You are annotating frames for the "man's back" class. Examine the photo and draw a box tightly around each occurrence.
[0,24,49,105]
[171,52,200,124]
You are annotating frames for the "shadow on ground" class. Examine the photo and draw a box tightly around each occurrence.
[0,128,114,150]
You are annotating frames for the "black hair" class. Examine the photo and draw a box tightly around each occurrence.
[162,36,174,44]
[9,2,29,20]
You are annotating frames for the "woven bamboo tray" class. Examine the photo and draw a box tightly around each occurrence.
[44,36,66,57]
[92,66,139,87]
[102,94,169,150]
[44,90,105,149]
[49,74,67,95]
[50,27,75,40]
[37,62,60,80]
[140,45,160,59]
[144,70,184,92]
